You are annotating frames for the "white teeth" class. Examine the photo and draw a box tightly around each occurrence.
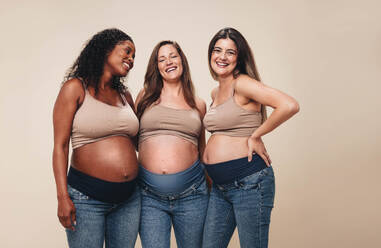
[123,62,130,69]
[166,67,177,72]
[216,62,228,66]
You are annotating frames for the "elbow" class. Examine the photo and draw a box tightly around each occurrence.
[53,141,70,154]
[286,100,300,116]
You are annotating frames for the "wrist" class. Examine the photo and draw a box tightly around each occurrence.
[250,133,261,140]
[57,193,70,200]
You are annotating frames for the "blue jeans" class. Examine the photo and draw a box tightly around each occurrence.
[65,185,141,248]
[203,167,275,248]
[139,175,209,248]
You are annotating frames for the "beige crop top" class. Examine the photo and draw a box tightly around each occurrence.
[71,87,139,149]
[203,89,262,137]
[139,104,201,146]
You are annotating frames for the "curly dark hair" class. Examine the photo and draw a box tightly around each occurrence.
[64,28,133,94]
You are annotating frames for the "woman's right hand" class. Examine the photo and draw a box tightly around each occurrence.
[53,79,83,231]
[57,196,76,231]
[247,136,271,166]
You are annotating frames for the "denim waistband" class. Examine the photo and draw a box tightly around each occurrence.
[205,154,267,185]
[67,166,136,204]
[139,172,205,201]
[139,159,205,196]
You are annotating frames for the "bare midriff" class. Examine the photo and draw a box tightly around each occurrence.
[71,136,138,182]
[203,135,249,164]
[138,135,199,174]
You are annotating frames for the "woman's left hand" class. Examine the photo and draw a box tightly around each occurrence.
[247,136,271,166]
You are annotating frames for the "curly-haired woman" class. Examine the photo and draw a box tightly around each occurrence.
[136,40,208,248]
[52,28,140,248]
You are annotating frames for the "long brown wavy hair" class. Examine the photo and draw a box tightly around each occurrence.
[137,40,197,119]
[208,27,267,123]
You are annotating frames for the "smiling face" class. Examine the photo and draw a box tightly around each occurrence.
[210,38,238,78]
[104,40,135,77]
[157,44,183,83]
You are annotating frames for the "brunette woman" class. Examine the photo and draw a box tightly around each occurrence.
[202,28,300,248]
[52,28,140,248]
[136,40,208,248]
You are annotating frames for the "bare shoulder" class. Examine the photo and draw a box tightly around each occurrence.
[195,96,206,116]
[53,78,84,121]
[235,74,262,88]
[211,87,219,100]
[59,78,85,101]
[135,88,146,104]
[234,74,266,96]
[234,74,299,110]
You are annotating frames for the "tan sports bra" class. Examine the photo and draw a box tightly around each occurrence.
[139,104,201,146]
[203,86,262,137]
[71,86,139,149]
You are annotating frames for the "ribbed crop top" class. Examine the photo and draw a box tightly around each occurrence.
[203,91,262,137]
[71,88,139,149]
[139,104,201,146]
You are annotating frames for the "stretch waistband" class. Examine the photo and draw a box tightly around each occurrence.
[139,159,204,194]
[67,167,136,204]
[205,154,267,185]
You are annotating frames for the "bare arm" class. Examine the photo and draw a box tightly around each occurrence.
[235,75,300,164]
[195,96,212,187]
[236,75,299,136]
[195,97,207,158]
[52,78,84,230]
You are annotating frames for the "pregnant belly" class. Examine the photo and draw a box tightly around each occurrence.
[203,135,250,164]
[71,136,138,182]
[138,135,199,174]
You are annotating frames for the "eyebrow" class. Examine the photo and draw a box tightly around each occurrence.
[158,52,176,58]
[213,47,237,54]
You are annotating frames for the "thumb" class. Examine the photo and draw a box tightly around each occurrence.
[248,148,252,162]
[71,209,76,227]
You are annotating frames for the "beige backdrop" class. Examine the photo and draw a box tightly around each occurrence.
[1,0,380,247]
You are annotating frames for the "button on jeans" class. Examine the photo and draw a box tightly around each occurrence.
[139,175,209,248]
[65,185,141,248]
[203,166,275,248]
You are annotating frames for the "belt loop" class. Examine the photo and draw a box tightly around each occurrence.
[191,185,196,192]
[234,180,239,188]
[217,184,224,191]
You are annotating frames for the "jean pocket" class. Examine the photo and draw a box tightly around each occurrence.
[239,171,261,190]
[68,186,89,200]
[261,166,274,176]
